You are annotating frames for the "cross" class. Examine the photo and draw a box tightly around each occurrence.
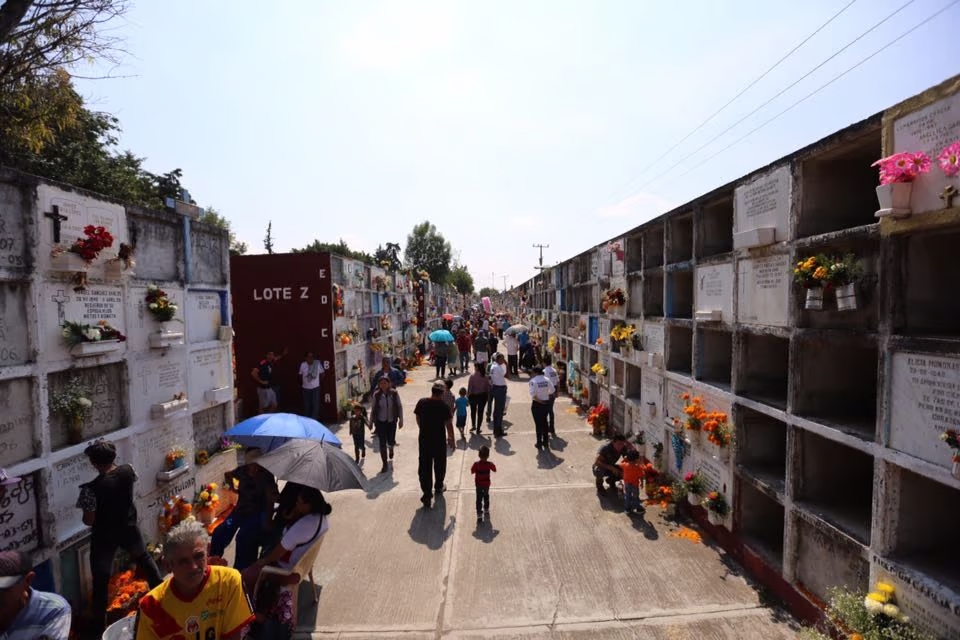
[44,206,68,243]
[138,367,154,395]
[51,290,70,324]
[940,184,959,209]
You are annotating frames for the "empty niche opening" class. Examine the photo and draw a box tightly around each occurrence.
[666,325,693,374]
[699,196,734,258]
[611,395,626,432]
[627,275,644,316]
[795,517,869,604]
[798,238,880,332]
[797,430,874,545]
[644,226,664,269]
[737,405,787,493]
[798,128,881,238]
[737,332,789,410]
[901,230,960,337]
[643,272,664,317]
[668,214,693,264]
[893,468,960,593]
[697,329,732,391]
[625,363,642,400]
[737,479,785,569]
[612,359,625,389]
[626,234,643,273]
[666,270,694,319]
[794,337,877,439]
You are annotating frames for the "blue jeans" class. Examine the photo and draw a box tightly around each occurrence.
[302,387,320,420]
[210,511,265,571]
[460,352,470,371]
[624,483,642,511]
[491,385,507,435]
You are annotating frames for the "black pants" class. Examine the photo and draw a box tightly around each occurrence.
[91,526,163,631]
[468,394,488,429]
[418,436,447,498]
[476,487,490,515]
[546,396,556,433]
[435,355,447,379]
[532,402,550,447]
[507,354,519,376]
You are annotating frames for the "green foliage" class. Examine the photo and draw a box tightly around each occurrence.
[478,287,498,299]
[198,207,246,256]
[264,221,274,255]
[800,586,933,640]
[373,242,402,271]
[404,221,452,284]
[293,239,374,264]
[447,265,474,295]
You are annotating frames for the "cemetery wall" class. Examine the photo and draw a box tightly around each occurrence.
[522,73,960,638]
[0,171,234,606]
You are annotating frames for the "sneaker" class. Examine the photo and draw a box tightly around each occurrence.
[389,447,394,460]
[420,495,431,508]
[361,449,366,458]
[435,484,446,495]
[381,465,388,474]
[477,517,483,526]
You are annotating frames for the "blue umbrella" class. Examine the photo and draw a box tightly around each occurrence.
[225,413,341,453]
[429,329,454,342]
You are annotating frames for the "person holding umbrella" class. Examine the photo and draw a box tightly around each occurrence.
[210,448,279,570]
[414,382,456,508]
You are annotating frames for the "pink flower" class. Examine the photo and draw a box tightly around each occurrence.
[909,151,931,174]
[938,141,960,178]
[872,151,930,184]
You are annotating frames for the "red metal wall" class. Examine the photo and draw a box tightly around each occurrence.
[230,253,337,424]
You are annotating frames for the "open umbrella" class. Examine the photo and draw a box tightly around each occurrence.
[442,313,454,321]
[429,329,454,342]
[505,324,529,335]
[225,413,342,453]
[255,440,368,492]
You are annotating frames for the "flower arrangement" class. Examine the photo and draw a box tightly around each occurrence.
[705,415,734,448]
[652,441,664,467]
[939,141,960,177]
[158,495,192,534]
[578,319,586,332]
[646,483,673,507]
[799,581,928,640]
[793,255,831,289]
[65,225,115,262]
[673,393,703,432]
[871,151,931,184]
[417,269,430,281]
[586,403,610,436]
[822,253,864,287]
[590,362,607,377]
[610,323,636,345]
[547,335,558,353]
[373,275,389,290]
[682,471,705,496]
[940,429,960,463]
[164,446,186,470]
[703,491,729,516]
[595,337,604,347]
[195,482,220,511]
[602,288,626,311]
[333,284,344,316]
[380,315,392,331]
[145,284,178,322]
[61,319,126,345]
[50,375,93,443]
[195,449,210,465]
[106,569,149,616]
[338,332,352,346]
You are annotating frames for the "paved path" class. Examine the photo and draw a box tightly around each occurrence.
[295,360,799,639]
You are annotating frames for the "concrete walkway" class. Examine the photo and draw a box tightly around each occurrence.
[295,360,800,639]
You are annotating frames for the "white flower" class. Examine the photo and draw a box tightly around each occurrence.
[864,597,884,614]
[76,397,92,408]
[882,604,900,618]
[148,284,158,292]
[83,327,101,341]
[149,303,158,310]
[62,328,72,338]
[169,305,177,311]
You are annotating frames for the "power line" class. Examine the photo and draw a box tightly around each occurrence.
[633,0,919,192]
[602,0,860,206]
[666,0,959,185]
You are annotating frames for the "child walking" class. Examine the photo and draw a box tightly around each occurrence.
[349,402,369,463]
[455,387,469,439]
[619,449,645,514]
[470,445,497,525]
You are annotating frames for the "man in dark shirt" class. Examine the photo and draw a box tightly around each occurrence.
[210,448,279,570]
[592,434,635,492]
[371,356,405,389]
[414,382,456,509]
[251,349,287,413]
[79,441,163,636]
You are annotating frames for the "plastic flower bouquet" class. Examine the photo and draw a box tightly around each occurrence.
[195,483,220,511]
[61,319,126,345]
[940,429,960,462]
[793,255,831,289]
[68,225,115,262]
[164,446,186,470]
[586,403,610,436]
[590,362,607,377]
[703,491,729,516]
[145,284,178,322]
[938,140,960,178]
[871,151,931,184]
[682,471,705,496]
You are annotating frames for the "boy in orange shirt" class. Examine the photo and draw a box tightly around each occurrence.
[619,450,646,515]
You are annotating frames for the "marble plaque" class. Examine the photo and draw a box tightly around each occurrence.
[0,184,28,271]
[133,416,193,499]
[51,452,96,542]
[873,556,960,640]
[44,284,126,361]
[734,165,790,242]
[695,263,734,322]
[190,225,227,285]
[640,370,663,431]
[0,473,39,554]
[890,352,960,468]
[129,354,187,424]
[193,405,228,455]
[188,347,230,409]
[186,291,222,343]
[137,472,198,543]
[129,215,180,281]
[892,91,960,215]
[665,379,692,426]
[737,255,790,327]
[0,283,29,367]
[48,364,126,449]
[693,448,733,498]
[127,284,185,348]
[0,378,35,467]
[37,185,128,270]
[642,322,665,355]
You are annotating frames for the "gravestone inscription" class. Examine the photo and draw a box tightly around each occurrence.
[734,165,790,243]
[737,255,790,327]
[0,184,27,270]
[893,91,960,215]
[0,283,28,366]
[0,378,34,467]
[0,473,39,554]
[193,404,227,454]
[889,352,960,468]
[48,364,126,449]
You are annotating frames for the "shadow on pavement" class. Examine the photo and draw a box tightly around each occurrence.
[548,435,568,451]
[536,450,564,469]
[364,468,399,500]
[629,512,659,540]
[407,494,456,550]
[472,515,500,543]
[494,438,515,457]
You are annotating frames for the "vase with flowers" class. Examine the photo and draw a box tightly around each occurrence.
[602,288,626,312]
[872,151,930,218]
[165,446,186,471]
[50,375,93,444]
[587,403,610,437]
[683,471,705,506]
[50,225,115,291]
[703,491,730,526]
[793,254,830,310]
[940,429,960,479]
[195,482,220,524]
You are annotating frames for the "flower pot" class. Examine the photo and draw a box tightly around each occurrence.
[72,339,121,357]
[197,507,214,525]
[805,288,823,311]
[687,493,702,506]
[835,283,857,312]
[707,510,724,526]
[149,324,184,349]
[171,456,185,469]
[67,416,84,445]
[686,429,701,446]
[875,182,913,218]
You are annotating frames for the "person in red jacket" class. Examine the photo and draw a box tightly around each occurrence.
[470,445,497,526]
[456,329,472,374]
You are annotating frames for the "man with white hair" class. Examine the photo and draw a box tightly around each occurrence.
[135,520,253,640]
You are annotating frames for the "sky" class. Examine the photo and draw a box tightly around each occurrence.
[74,0,960,291]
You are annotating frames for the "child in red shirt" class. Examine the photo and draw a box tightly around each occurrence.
[470,445,497,526]
[619,449,646,514]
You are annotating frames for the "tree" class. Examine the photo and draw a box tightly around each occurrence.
[447,265,474,295]
[293,239,374,264]
[478,287,498,299]
[263,221,274,254]
[373,242,402,271]
[404,221,452,284]
[199,207,247,256]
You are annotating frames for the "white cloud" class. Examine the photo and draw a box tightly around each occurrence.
[596,191,672,222]
[339,1,457,71]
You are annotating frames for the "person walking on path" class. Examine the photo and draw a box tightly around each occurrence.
[473,331,489,366]
[349,402,369,463]
[542,355,560,437]
[456,330,472,373]
[447,339,461,376]
[619,450,646,515]
[252,348,287,413]
[504,332,520,377]
[528,366,555,450]
[372,356,405,389]
[455,387,469,439]
[489,354,509,437]
[433,340,449,380]
[414,382,456,508]
[467,362,491,434]
[211,448,279,571]
[471,445,497,526]
[371,377,404,473]
[486,332,499,362]
[136,520,254,640]
[298,351,323,419]
[78,441,164,637]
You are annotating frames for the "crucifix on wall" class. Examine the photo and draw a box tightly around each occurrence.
[44,206,69,243]
[51,290,70,324]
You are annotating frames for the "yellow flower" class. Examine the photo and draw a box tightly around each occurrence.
[875,581,895,595]
[199,491,210,501]
[813,266,828,280]
[866,591,888,603]
[209,483,218,491]
[882,604,900,618]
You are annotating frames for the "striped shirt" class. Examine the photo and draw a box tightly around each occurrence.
[2,588,71,640]
[471,460,497,488]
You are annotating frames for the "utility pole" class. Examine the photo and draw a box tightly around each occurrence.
[502,275,509,292]
[533,243,549,269]
[491,272,496,290]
